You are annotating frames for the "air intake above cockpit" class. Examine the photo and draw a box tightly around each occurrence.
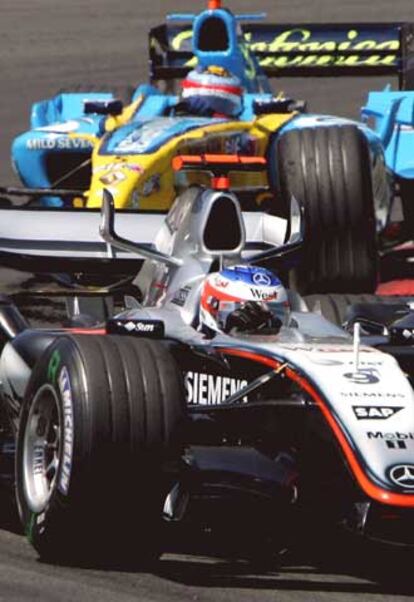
[203,194,243,252]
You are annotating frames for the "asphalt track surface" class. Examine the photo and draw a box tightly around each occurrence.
[1,1,414,600]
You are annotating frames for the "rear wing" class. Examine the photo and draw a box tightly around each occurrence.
[149,22,414,89]
[0,206,287,275]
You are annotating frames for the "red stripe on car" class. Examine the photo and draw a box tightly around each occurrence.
[218,347,414,508]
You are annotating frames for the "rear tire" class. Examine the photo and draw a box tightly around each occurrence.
[16,334,185,563]
[269,125,379,294]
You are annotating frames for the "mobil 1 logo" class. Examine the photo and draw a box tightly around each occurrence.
[367,431,414,450]
[353,406,404,420]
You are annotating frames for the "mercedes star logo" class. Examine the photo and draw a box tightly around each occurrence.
[253,272,272,286]
[389,464,414,489]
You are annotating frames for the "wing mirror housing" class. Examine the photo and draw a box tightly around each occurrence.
[253,98,307,115]
[84,99,124,116]
[389,312,414,345]
[100,189,182,267]
[249,195,304,268]
[344,303,413,341]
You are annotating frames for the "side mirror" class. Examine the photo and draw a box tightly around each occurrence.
[249,195,304,266]
[389,312,414,345]
[84,99,124,116]
[286,195,303,246]
[253,98,307,115]
[345,317,388,337]
[100,189,182,267]
[344,303,412,339]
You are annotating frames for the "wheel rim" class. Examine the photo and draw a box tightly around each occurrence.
[23,385,61,513]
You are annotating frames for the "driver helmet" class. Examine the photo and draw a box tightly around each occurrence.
[199,265,289,333]
[181,65,243,117]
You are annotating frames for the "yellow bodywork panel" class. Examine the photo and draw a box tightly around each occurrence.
[86,112,295,210]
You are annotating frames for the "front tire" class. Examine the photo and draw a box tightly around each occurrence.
[269,125,379,294]
[16,334,185,563]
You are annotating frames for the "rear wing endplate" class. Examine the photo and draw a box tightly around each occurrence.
[149,22,414,89]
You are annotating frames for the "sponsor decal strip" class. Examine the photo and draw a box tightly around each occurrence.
[171,27,399,69]
[353,406,404,420]
[185,371,248,405]
[218,346,414,508]
[27,138,93,150]
[58,366,74,495]
[63,328,106,335]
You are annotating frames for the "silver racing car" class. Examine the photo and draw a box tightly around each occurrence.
[0,155,412,562]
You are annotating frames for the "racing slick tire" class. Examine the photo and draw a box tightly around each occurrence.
[270,125,378,294]
[16,334,185,563]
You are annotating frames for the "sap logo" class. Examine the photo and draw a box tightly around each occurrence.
[185,371,248,405]
[250,288,277,301]
[353,406,404,420]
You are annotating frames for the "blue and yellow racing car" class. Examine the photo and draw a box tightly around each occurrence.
[10,1,414,293]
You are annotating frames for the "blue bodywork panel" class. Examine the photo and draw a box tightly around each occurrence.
[12,86,275,207]
[190,9,268,93]
[363,90,414,181]
[31,93,112,130]
[101,117,225,156]
[13,94,109,206]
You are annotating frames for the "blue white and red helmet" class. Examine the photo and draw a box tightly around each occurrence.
[181,65,243,117]
[200,265,289,333]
